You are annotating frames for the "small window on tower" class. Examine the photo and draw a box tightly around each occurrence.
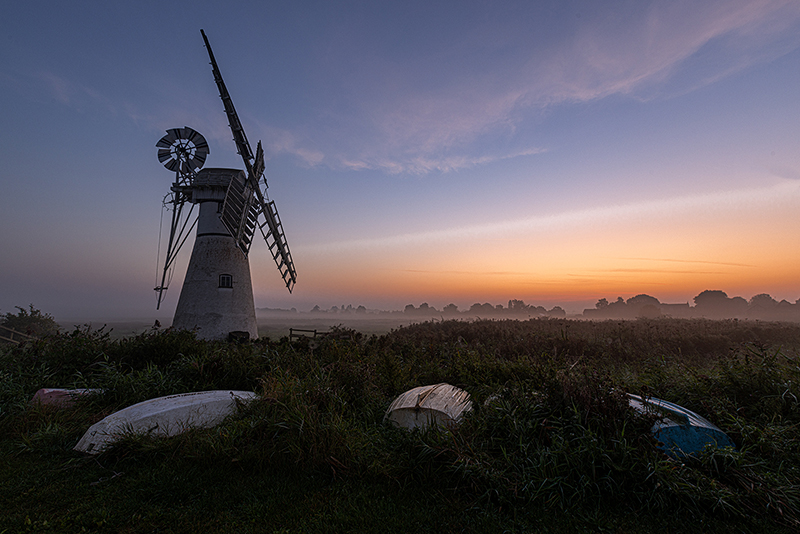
[219,274,233,288]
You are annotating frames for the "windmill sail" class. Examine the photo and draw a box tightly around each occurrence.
[260,197,297,292]
[201,29,297,293]
[201,31,253,164]
[219,169,258,251]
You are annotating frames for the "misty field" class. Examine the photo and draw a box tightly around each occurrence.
[2,318,799,533]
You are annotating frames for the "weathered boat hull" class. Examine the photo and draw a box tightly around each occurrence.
[628,394,735,457]
[74,390,257,454]
[385,383,472,430]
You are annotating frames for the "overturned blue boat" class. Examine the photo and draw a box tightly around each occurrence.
[628,394,735,458]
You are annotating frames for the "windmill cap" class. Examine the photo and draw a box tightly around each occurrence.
[194,168,245,188]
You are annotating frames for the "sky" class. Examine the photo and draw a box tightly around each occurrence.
[2,0,800,321]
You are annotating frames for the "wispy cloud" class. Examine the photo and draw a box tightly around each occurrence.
[301,180,800,251]
[256,123,325,167]
[770,166,800,181]
[23,2,800,178]
[38,72,74,104]
[616,258,755,268]
[400,269,531,276]
[306,0,800,174]
[600,268,728,275]
[35,71,124,117]
[339,146,548,174]
[32,73,327,170]
[525,0,800,103]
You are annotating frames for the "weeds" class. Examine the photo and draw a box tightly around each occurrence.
[2,318,800,532]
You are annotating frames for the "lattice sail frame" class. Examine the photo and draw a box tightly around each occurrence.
[202,29,296,293]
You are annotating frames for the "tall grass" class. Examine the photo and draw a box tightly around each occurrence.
[1,318,799,532]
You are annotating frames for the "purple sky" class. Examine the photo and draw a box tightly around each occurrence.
[2,1,800,321]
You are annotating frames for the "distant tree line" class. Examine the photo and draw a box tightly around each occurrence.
[405,300,567,318]
[310,304,368,314]
[308,300,566,318]
[305,290,800,322]
[584,290,800,321]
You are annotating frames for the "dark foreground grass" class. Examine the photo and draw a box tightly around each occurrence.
[1,318,799,533]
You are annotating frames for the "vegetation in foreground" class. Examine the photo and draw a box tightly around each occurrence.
[1,317,799,533]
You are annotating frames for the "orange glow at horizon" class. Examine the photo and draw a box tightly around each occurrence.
[285,181,800,307]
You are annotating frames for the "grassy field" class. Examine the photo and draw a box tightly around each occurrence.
[54,314,418,340]
[1,318,799,533]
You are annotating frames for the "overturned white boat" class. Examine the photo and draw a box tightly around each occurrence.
[385,383,472,430]
[74,390,257,454]
[628,394,735,458]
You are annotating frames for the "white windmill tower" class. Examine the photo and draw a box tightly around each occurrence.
[154,30,297,341]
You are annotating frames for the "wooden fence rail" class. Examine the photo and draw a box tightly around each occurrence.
[288,328,326,341]
[288,327,354,342]
[0,325,32,345]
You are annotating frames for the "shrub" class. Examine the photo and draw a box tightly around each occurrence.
[1,305,60,337]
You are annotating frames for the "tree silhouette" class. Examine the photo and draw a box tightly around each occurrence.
[750,293,778,309]
[443,303,459,315]
[627,294,660,308]
[694,290,729,308]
